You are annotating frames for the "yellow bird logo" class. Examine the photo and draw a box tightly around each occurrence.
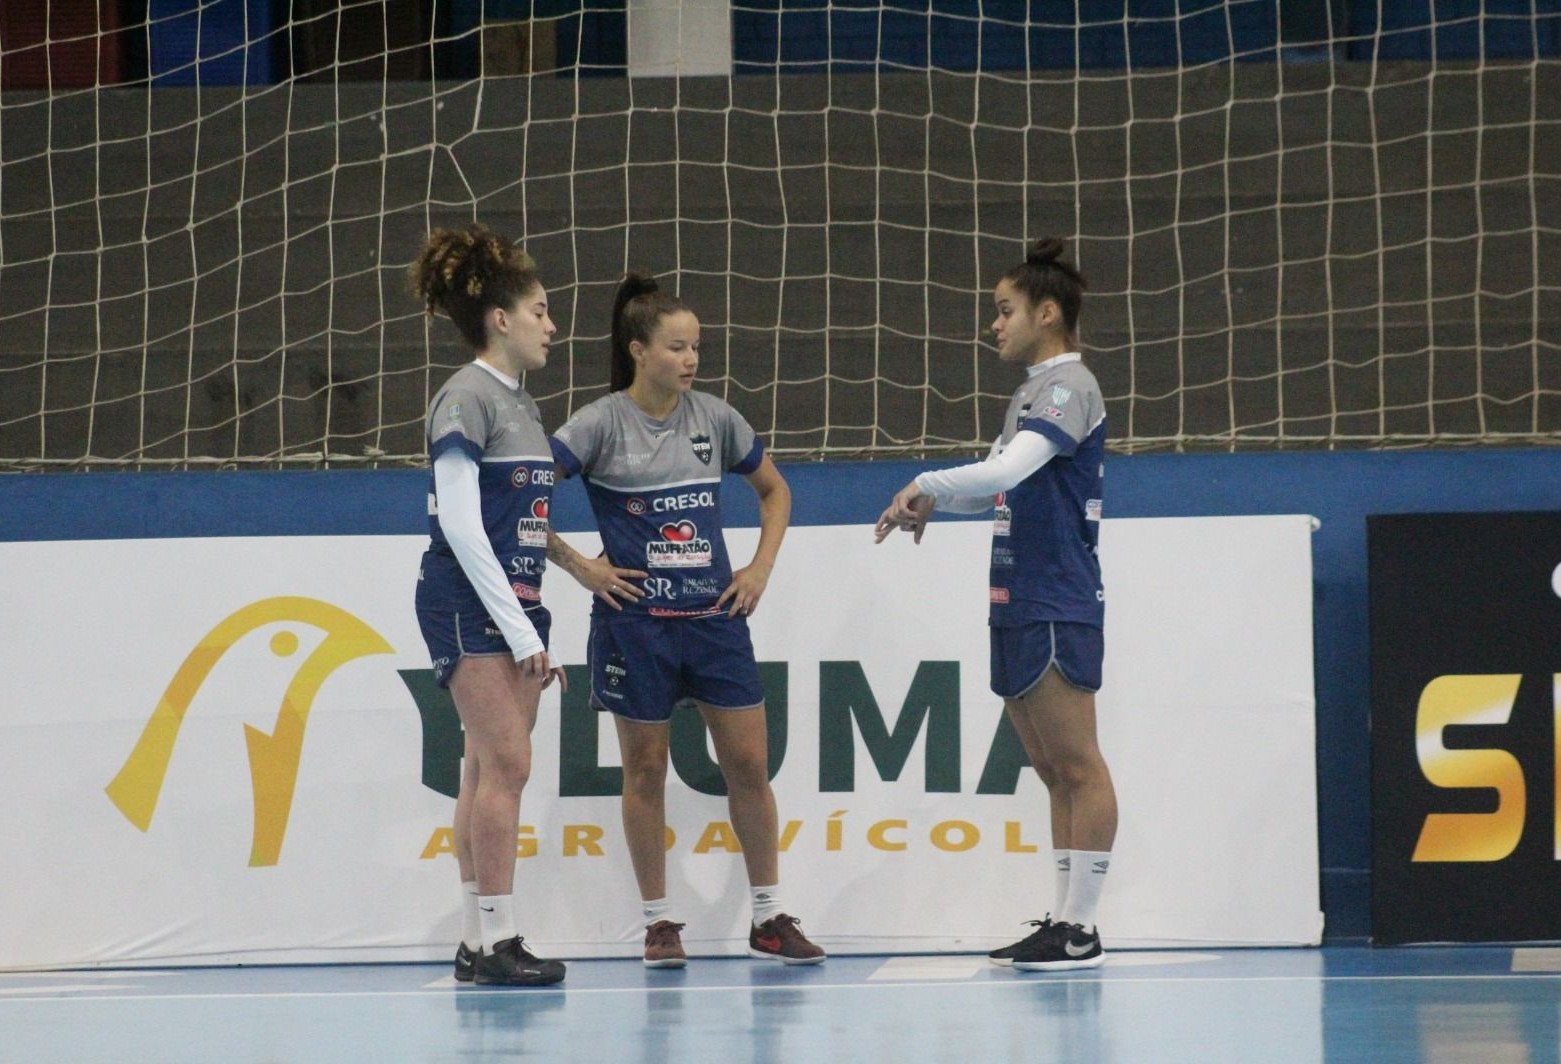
[105,597,393,866]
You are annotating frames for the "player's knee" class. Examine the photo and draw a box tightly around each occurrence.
[717,749,770,794]
[483,747,531,793]
[621,755,669,795]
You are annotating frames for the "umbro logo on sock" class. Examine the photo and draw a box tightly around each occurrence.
[1092,861,1110,874]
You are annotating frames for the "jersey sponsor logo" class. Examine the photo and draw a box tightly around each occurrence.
[1085,498,1102,522]
[989,587,1010,603]
[1042,406,1065,419]
[518,466,554,487]
[653,490,716,513]
[626,497,648,515]
[642,577,675,599]
[647,520,714,568]
[531,497,550,520]
[516,513,549,548]
[993,491,1011,537]
[512,583,541,602]
[1016,403,1032,432]
[508,555,543,577]
[448,403,462,422]
[689,433,713,465]
[649,605,723,618]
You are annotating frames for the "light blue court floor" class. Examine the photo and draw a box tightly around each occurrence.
[4,946,1560,1063]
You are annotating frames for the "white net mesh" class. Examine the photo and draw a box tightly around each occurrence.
[0,0,1556,469]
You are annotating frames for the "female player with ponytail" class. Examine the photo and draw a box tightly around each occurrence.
[876,237,1119,972]
[547,273,825,969]
[410,224,568,987]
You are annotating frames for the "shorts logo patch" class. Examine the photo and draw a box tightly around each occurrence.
[689,433,713,465]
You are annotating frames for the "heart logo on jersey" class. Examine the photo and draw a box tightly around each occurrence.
[660,521,697,542]
[531,498,549,520]
[689,434,712,465]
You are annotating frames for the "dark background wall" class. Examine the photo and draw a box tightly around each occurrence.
[1,1,1556,466]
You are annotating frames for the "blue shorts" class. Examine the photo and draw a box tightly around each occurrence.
[990,620,1104,698]
[588,613,765,723]
[415,561,551,688]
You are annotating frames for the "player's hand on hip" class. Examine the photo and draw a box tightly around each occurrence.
[577,554,647,610]
[718,561,771,618]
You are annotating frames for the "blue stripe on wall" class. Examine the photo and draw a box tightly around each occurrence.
[6,447,1561,939]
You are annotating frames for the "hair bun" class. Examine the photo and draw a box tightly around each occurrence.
[1027,237,1066,266]
[620,271,660,300]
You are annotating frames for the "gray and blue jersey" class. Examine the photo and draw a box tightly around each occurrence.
[989,354,1106,629]
[550,390,765,621]
[424,362,555,604]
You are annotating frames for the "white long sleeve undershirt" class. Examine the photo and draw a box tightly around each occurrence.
[433,449,544,661]
[913,430,1060,512]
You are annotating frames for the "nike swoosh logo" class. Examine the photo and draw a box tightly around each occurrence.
[480,906,495,912]
[1064,940,1096,957]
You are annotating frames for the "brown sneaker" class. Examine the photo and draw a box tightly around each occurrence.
[748,914,826,966]
[643,920,688,968]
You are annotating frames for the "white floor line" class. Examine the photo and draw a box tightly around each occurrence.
[868,956,988,981]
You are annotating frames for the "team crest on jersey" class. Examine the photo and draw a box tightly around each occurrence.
[689,433,713,465]
[647,520,714,568]
[1050,385,1073,405]
[448,403,462,422]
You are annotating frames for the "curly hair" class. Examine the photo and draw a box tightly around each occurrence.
[410,224,540,349]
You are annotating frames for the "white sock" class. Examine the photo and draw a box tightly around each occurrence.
[1052,850,1071,918]
[642,897,675,927]
[751,884,784,927]
[1060,850,1111,929]
[461,881,481,951]
[478,894,517,951]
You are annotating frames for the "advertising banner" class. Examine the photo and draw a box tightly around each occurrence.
[1,515,1320,967]
[1370,512,1561,944]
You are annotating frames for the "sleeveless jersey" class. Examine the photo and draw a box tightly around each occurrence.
[550,390,764,622]
[989,354,1106,629]
[423,362,555,605]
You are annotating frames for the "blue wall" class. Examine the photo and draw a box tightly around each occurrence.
[6,448,1561,939]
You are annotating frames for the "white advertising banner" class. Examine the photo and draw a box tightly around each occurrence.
[0,515,1320,968]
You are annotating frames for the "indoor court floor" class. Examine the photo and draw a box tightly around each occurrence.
[5,945,1559,1062]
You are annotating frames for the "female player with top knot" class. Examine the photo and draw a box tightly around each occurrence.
[547,273,825,968]
[410,223,568,986]
[876,237,1119,972]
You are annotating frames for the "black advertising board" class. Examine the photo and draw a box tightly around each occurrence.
[1370,512,1561,944]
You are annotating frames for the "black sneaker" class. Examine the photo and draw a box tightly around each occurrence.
[1011,921,1104,972]
[987,917,1054,967]
[454,941,479,983]
[472,936,566,986]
